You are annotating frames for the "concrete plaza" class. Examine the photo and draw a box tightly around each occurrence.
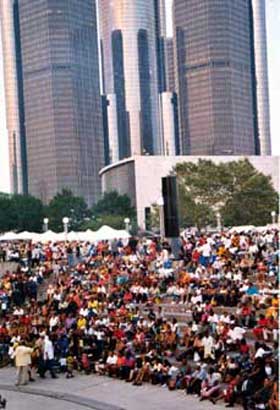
[0,367,228,410]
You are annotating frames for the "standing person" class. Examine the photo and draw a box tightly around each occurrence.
[42,334,57,379]
[14,339,33,386]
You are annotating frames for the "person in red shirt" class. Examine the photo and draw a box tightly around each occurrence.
[253,314,268,340]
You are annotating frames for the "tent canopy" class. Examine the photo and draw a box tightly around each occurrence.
[0,226,131,243]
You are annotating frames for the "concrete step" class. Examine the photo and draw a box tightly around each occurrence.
[0,262,19,276]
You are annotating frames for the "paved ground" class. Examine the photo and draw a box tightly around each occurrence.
[0,390,88,410]
[0,367,228,410]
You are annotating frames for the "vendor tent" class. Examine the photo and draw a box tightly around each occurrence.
[0,231,19,241]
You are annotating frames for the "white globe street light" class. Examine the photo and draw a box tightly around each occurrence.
[124,217,130,232]
[43,217,49,232]
[62,217,70,235]
[271,211,276,224]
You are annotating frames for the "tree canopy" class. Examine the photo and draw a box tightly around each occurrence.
[81,191,136,231]
[92,191,135,219]
[46,189,89,232]
[173,159,278,228]
[0,193,43,232]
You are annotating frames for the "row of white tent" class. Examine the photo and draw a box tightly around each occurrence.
[0,225,131,243]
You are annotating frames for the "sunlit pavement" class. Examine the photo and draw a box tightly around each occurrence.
[0,367,229,410]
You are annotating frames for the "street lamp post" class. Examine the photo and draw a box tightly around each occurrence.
[271,211,276,225]
[43,218,49,232]
[124,217,130,233]
[157,197,165,238]
[216,211,222,232]
[62,217,70,238]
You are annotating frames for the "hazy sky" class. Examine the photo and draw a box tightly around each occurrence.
[0,0,279,193]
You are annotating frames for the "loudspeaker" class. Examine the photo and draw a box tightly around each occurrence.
[145,207,151,231]
[162,176,180,238]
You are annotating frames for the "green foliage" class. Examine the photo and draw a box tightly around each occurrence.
[173,159,279,228]
[84,191,137,232]
[46,189,89,232]
[92,191,135,219]
[81,214,127,231]
[0,194,14,232]
[0,193,43,232]
[223,173,278,226]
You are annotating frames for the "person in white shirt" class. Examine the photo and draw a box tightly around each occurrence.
[42,335,57,379]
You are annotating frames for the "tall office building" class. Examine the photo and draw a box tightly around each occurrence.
[252,0,271,155]
[17,0,104,204]
[173,0,259,155]
[0,0,27,194]
[154,0,167,93]
[165,37,175,93]
[99,0,162,160]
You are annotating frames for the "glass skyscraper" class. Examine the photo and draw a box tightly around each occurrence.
[173,0,259,155]
[252,0,271,155]
[99,0,163,160]
[1,0,104,205]
[0,0,27,194]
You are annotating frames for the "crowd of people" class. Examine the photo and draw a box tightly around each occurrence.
[0,227,279,410]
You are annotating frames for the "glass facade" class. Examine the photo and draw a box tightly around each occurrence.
[174,0,257,155]
[99,0,162,158]
[154,0,166,93]
[18,0,104,204]
[0,0,27,194]
[111,29,130,159]
[165,37,175,93]
[252,0,271,155]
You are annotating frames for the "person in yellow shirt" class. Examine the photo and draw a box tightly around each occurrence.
[77,316,87,330]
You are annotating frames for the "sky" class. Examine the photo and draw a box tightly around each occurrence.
[0,0,279,193]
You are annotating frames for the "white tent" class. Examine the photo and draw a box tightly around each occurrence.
[229,225,256,234]
[0,226,131,243]
[77,229,97,242]
[16,231,37,241]
[0,231,19,241]
[38,230,59,243]
[65,231,80,241]
[94,225,130,241]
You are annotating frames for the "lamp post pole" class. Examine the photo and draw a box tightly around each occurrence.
[216,212,222,232]
[271,211,276,225]
[62,217,69,239]
[43,218,49,232]
[124,217,130,233]
[157,197,164,238]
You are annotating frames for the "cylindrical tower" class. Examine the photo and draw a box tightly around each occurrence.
[252,0,272,155]
[107,94,119,164]
[99,0,162,159]
[160,92,176,156]
[0,0,27,194]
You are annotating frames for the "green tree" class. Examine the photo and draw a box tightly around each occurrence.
[92,191,135,219]
[0,193,13,232]
[173,159,279,228]
[223,173,278,226]
[46,189,89,231]
[10,194,44,232]
[81,191,137,232]
[81,214,127,231]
